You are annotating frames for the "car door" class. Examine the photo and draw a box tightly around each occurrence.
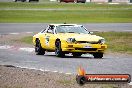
[44,25,56,50]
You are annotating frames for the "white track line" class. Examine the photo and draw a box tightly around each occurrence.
[128,82,132,85]
[65,73,72,75]
[16,66,73,75]
[44,69,49,72]
[52,71,58,73]
[19,48,34,52]
[0,45,13,49]
[26,32,33,34]
[108,3,119,4]
[9,33,20,35]
[38,69,45,72]
[0,45,35,52]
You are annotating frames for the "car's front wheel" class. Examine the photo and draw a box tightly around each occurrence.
[55,41,65,57]
[35,39,45,55]
[93,53,103,58]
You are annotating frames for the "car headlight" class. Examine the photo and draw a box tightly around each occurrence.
[98,39,105,44]
[66,38,76,43]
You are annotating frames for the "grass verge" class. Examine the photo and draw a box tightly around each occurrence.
[95,32,132,54]
[0,10,132,23]
[0,2,132,23]
[20,36,33,44]
[20,32,132,54]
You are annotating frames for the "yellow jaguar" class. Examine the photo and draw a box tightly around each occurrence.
[33,24,107,58]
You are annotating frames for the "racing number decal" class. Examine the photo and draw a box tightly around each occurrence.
[45,36,50,46]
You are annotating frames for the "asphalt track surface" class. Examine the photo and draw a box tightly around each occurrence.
[0,23,132,34]
[0,23,132,81]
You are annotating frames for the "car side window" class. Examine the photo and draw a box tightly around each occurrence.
[47,25,54,34]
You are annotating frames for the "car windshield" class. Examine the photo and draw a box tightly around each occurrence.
[56,25,89,34]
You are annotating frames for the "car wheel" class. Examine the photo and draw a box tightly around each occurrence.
[93,53,103,58]
[72,53,82,57]
[35,39,45,55]
[55,41,65,57]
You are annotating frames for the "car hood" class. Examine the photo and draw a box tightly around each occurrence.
[56,33,104,42]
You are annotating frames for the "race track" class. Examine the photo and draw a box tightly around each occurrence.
[0,48,132,75]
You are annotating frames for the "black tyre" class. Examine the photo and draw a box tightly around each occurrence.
[35,39,45,55]
[72,53,82,57]
[76,75,86,85]
[93,53,103,58]
[14,0,17,2]
[55,41,65,57]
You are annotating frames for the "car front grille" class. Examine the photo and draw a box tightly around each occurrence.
[75,48,97,51]
[76,41,99,44]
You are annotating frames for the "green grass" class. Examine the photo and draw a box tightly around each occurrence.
[0,10,132,23]
[0,2,132,23]
[20,32,132,54]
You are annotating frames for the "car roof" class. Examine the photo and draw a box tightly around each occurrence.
[49,24,82,26]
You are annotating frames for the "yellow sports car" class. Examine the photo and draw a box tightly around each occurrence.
[33,24,107,58]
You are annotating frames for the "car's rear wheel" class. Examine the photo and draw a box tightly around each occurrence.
[72,53,82,57]
[55,41,65,57]
[93,53,103,58]
[35,39,45,55]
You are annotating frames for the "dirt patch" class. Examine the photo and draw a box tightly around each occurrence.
[0,65,131,88]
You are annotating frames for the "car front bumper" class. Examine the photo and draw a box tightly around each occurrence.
[61,43,107,53]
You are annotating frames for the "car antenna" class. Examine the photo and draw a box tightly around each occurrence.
[64,22,66,24]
